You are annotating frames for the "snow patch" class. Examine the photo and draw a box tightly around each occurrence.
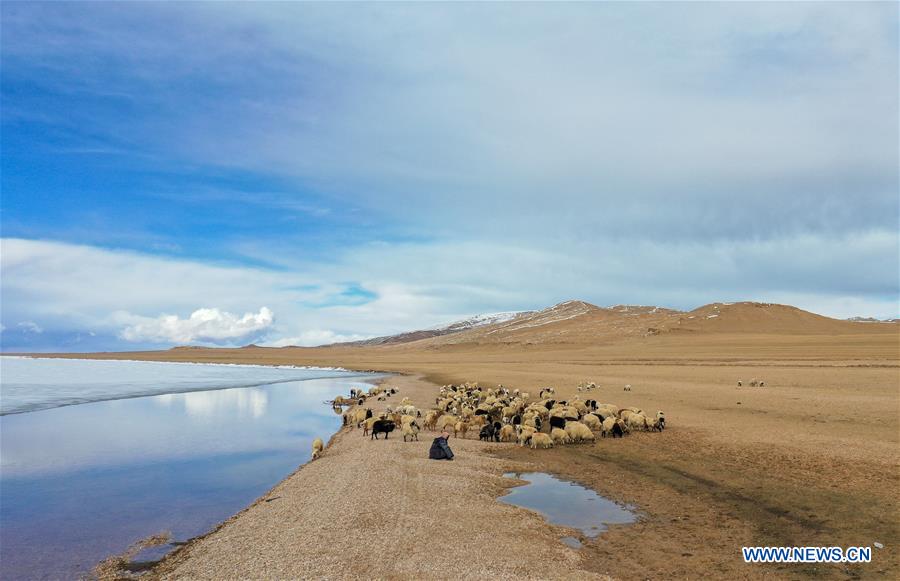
[426,311,526,332]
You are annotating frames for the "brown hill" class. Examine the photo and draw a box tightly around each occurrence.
[420,300,681,345]
[351,300,897,348]
[654,302,887,335]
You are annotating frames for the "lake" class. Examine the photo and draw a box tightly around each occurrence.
[0,357,379,580]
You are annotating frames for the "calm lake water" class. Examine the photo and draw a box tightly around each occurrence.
[0,357,379,580]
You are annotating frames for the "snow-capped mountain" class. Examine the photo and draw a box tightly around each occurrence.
[336,310,532,346]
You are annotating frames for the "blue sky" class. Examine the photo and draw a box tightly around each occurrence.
[2,1,898,351]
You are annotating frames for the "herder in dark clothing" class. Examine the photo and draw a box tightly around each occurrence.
[429,430,455,460]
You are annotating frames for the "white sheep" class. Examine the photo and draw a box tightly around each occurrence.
[596,404,619,418]
[439,414,459,431]
[565,421,595,443]
[517,425,537,447]
[348,407,370,428]
[625,413,649,432]
[402,421,420,442]
[581,413,602,432]
[550,427,570,445]
[311,437,324,460]
[570,400,588,414]
[499,425,516,442]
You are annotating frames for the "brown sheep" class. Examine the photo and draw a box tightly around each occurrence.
[530,432,554,449]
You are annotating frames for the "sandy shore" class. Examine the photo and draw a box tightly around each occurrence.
[51,328,898,579]
[149,374,611,580]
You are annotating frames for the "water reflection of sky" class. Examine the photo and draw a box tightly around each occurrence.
[155,387,270,419]
[501,472,636,538]
[0,376,377,580]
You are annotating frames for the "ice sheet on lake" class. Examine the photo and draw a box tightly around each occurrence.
[0,357,371,415]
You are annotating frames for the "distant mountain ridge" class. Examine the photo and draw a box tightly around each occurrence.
[334,310,534,347]
[324,300,897,348]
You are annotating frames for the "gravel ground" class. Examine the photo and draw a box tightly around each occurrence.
[150,375,608,580]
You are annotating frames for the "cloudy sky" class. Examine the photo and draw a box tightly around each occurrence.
[1,1,897,351]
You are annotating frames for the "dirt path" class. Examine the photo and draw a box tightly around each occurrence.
[150,375,610,580]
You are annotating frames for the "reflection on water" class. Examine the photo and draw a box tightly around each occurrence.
[155,388,269,419]
[0,375,378,580]
[501,472,636,538]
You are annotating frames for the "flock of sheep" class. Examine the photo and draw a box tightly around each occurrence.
[326,381,665,453]
[737,379,766,387]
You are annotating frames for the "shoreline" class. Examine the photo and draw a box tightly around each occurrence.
[138,378,398,579]
[29,337,900,578]
[145,373,610,580]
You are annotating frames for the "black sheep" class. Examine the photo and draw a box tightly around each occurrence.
[610,421,624,438]
[479,424,495,442]
[371,419,396,440]
[549,416,566,430]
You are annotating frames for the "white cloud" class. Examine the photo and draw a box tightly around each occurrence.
[16,321,43,334]
[263,330,370,348]
[118,307,274,344]
[4,232,897,352]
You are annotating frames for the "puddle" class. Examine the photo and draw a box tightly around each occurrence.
[501,472,636,538]
[560,536,583,549]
